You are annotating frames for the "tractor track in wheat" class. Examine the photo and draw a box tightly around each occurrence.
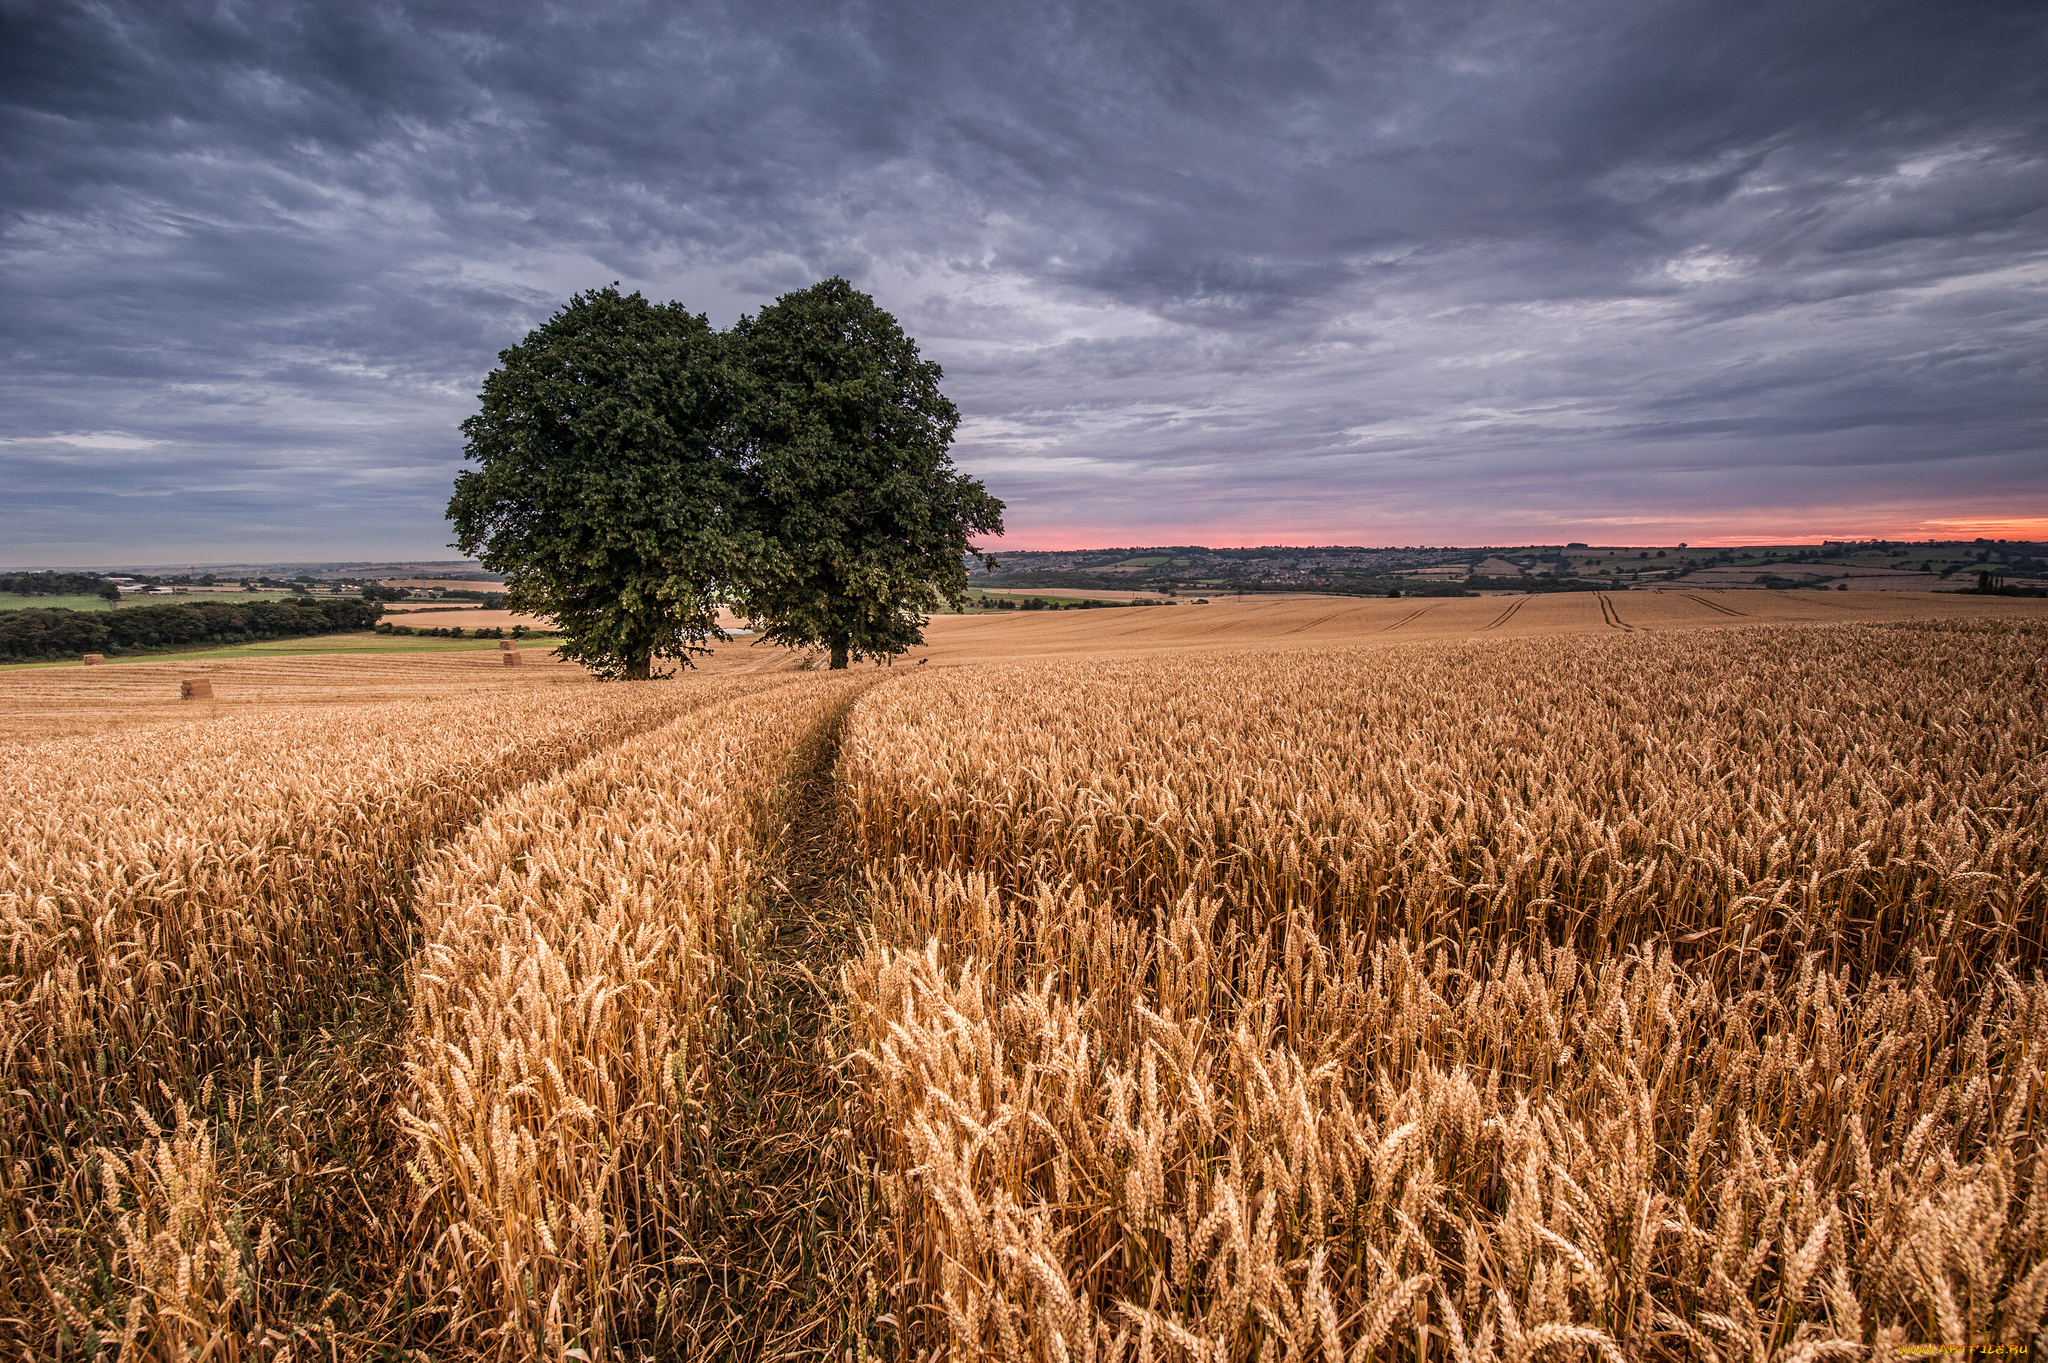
[1686,591,1747,617]
[1379,602,1443,632]
[1480,595,1532,631]
[668,676,888,1361]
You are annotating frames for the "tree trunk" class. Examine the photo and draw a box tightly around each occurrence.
[625,654,652,680]
[829,633,850,670]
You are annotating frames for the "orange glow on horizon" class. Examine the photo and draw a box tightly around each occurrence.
[982,511,2048,552]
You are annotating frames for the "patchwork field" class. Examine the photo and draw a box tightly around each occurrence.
[3,592,2044,1358]
[0,591,287,612]
[905,586,2048,661]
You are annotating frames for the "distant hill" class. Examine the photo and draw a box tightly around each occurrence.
[971,540,2048,595]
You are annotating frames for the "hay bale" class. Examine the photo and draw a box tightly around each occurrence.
[502,650,522,666]
[498,640,516,651]
[81,654,105,666]
[180,678,214,700]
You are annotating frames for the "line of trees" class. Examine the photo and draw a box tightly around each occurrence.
[0,597,382,663]
[983,597,1117,610]
[0,570,120,601]
[375,622,537,638]
[447,279,1004,679]
[1967,571,2048,597]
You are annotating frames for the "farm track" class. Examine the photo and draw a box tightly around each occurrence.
[1596,592,1634,630]
[1686,591,1747,617]
[670,677,887,1360]
[275,684,802,1347]
[1378,602,1442,631]
[1479,595,1530,631]
[1281,607,1350,635]
[311,683,803,1342]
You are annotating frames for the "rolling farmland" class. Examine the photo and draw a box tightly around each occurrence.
[3,593,2044,1358]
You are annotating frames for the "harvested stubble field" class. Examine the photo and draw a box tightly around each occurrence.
[0,637,799,743]
[3,596,2045,1360]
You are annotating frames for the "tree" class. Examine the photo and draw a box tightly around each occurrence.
[447,287,753,679]
[729,278,1004,669]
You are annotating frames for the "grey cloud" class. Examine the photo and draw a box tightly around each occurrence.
[2,0,2044,563]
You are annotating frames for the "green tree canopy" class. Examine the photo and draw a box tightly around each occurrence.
[730,278,1004,669]
[446,287,754,679]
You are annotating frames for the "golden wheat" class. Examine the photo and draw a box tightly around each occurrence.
[836,620,2048,1360]
[846,623,2044,976]
[7,615,2042,1359]
[398,673,868,1356]
[2,673,783,1353]
[2,688,711,1132]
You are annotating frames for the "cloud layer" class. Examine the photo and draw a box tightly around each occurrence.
[3,0,2044,561]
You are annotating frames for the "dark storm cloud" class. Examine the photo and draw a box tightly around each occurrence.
[3,0,2044,561]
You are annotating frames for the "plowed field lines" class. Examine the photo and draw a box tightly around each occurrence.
[1686,592,1747,617]
[1379,602,1443,632]
[1480,595,1531,631]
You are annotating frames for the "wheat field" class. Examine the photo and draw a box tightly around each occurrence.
[3,602,2043,1358]
[838,620,2047,1361]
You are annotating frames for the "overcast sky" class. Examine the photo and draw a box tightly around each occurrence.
[3,0,2043,563]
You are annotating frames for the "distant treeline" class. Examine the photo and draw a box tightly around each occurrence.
[0,597,382,663]
[0,570,113,597]
[1963,571,2048,598]
[376,622,540,638]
